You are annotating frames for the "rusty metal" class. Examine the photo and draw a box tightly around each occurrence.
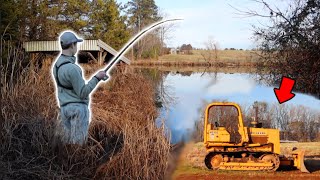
[292,149,310,173]
[250,136,268,144]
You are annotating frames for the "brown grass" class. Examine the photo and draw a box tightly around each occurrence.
[1,44,170,179]
[161,50,259,62]
[132,50,260,67]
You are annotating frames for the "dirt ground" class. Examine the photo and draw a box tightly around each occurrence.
[172,142,320,180]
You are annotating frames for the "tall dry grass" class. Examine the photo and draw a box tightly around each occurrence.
[1,42,170,179]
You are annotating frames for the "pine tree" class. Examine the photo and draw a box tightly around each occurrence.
[58,0,91,35]
[125,0,162,59]
[1,0,25,41]
[126,0,160,31]
[2,0,128,47]
[89,0,129,50]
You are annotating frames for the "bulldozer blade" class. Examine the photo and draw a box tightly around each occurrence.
[292,149,310,173]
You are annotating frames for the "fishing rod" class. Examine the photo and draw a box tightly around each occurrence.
[103,18,183,74]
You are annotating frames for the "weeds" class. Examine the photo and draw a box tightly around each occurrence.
[1,42,170,179]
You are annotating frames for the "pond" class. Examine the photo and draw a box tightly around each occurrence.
[138,67,320,143]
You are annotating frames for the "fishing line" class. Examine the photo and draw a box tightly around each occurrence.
[104,18,183,74]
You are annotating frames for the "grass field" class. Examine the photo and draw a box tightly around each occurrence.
[160,50,259,62]
[132,50,260,67]
[172,142,320,180]
[281,142,320,157]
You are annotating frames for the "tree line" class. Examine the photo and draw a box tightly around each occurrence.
[1,0,168,59]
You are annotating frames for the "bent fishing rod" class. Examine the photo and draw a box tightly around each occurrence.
[103,19,182,75]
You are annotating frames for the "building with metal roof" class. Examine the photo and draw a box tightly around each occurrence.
[23,39,130,65]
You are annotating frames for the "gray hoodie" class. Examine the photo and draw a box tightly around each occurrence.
[53,54,100,107]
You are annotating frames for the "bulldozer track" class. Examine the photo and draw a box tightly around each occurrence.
[205,152,280,171]
[220,164,275,171]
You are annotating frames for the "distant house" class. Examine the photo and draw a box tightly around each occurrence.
[170,48,177,54]
[23,39,130,65]
[170,48,182,55]
[179,44,193,55]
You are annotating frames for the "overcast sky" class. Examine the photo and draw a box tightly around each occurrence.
[117,0,289,49]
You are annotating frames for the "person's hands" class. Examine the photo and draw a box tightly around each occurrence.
[95,71,109,81]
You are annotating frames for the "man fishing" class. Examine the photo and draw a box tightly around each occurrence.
[52,31,108,145]
[52,20,181,146]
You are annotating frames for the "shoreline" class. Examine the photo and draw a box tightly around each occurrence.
[131,60,259,67]
[132,65,261,74]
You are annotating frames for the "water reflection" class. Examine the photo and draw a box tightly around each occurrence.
[157,71,320,143]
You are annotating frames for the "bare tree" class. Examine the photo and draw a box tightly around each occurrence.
[235,0,320,98]
[268,103,320,141]
[262,103,290,139]
[157,11,178,55]
[201,36,219,63]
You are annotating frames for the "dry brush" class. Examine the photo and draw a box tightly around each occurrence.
[1,44,170,179]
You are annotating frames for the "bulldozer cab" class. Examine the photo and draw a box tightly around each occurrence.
[204,102,248,145]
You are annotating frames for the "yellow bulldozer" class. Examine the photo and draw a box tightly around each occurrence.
[203,102,309,172]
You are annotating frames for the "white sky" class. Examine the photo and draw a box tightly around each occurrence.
[117,0,290,49]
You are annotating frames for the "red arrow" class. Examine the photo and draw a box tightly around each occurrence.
[274,76,296,104]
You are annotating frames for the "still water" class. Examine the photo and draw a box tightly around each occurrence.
[154,70,320,143]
